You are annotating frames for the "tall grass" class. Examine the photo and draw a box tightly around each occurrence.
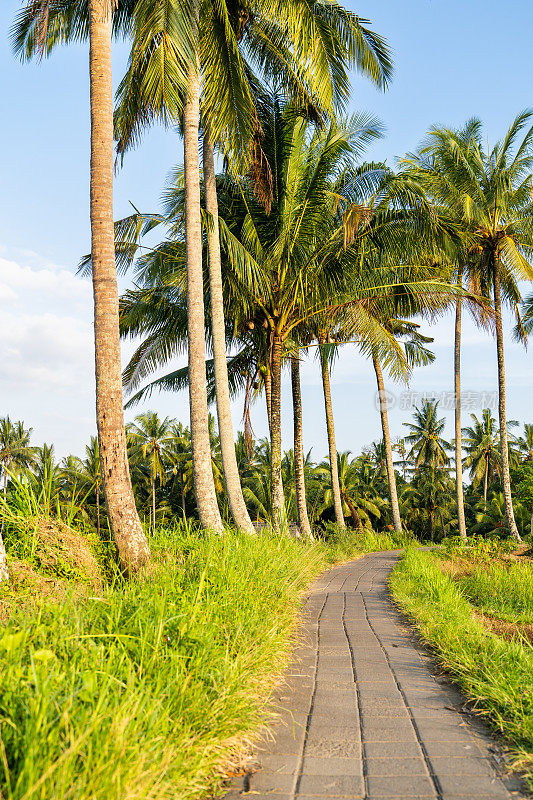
[391,549,533,785]
[0,527,351,800]
[457,560,533,623]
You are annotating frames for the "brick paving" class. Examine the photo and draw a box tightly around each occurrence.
[224,550,526,800]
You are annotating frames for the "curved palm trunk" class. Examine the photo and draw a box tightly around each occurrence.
[270,334,285,532]
[202,134,254,534]
[183,27,223,533]
[454,268,468,541]
[89,0,150,575]
[291,355,312,539]
[493,261,521,542]
[372,352,402,534]
[483,458,489,509]
[342,491,363,531]
[319,343,345,527]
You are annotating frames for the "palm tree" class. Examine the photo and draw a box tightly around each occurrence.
[78,437,103,537]
[404,465,454,541]
[393,438,408,481]
[404,400,451,471]
[111,0,391,533]
[14,0,151,573]
[127,412,176,533]
[316,451,384,529]
[404,113,533,541]
[0,417,34,497]
[0,416,35,580]
[371,320,435,534]
[462,409,503,508]
[517,423,533,462]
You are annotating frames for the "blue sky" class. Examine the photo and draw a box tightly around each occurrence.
[1,0,532,460]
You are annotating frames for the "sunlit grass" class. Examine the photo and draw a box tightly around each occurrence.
[0,519,407,800]
[457,560,533,624]
[391,549,533,787]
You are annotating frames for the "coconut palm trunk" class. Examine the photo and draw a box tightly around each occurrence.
[270,334,285,532]
[493,260,521,542]
[454,266,468,541]
[202,132,254,534]
[151,472,156,534]
[319,342,345,527]
[96,483,101,538]
[264,370,272,433]
[89,0,150,575]
[372,352,402,533]
[183,24,223,533]
[291,355,312,539]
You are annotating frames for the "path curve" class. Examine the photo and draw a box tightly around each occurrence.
[225,550,525,800]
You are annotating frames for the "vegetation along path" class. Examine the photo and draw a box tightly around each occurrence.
[224,551,525,800]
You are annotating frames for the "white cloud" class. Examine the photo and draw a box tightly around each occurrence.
[0,311,93,393]
[0,256,91,308]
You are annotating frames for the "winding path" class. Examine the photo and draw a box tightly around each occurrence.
[224,550,525,800]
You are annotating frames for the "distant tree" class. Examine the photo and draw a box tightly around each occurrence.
[404,401,451,471]
[127,413,176,533]
[463,409,503,508]
[0,416,35,580]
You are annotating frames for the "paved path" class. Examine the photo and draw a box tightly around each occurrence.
[224,550,525,800]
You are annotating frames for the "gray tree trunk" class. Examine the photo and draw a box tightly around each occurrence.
[372,353,402,533]
[0,533,7,582]
[89,0,150,575]
[319,342,345,527]
[202,133,254,534]
[270,334,285,532]
[493,260,521,542]
[454,268,468,541]
[291,355,313,539]
[183,25,223,532]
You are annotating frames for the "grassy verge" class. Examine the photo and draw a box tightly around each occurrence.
[455,559,533,624]
[0,523,407,800]
[390,548,533,787]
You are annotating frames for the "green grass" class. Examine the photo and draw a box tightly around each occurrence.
[0,522,406,800]
[456,560,533,624]
[390,548,533,786]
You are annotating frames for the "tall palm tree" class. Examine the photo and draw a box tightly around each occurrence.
[126,412,176,533]
[370,320,434,534]
[14,0,151,573]
[404,113,533,541]
[111,0,391,534]
[317,339,345,527]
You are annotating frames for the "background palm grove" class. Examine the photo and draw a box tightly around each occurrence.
[2,1,533,798]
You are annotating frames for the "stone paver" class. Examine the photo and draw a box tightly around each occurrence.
[223,551,526,800]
